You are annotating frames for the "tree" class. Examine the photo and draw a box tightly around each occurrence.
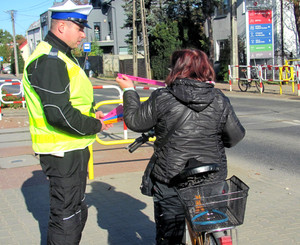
[162,0,221,55]
[122,0,146,50]
[0,44,11,63]
[149,21,182,79]
[72,47,84,57]
[10,45,24,74]
[0,29,13,44]
[292,0,300,45]
[122,0,222,77]
[200,0,222,61]
[123,0,221,55]
[89,41,103,56]
[16,35,26,46]
[216,38,230,81]
[163,0,206,50]
[216,35,245,81]
[0,29,13,62]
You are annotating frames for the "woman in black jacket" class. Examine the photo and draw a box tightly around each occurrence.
[116,49,245,245]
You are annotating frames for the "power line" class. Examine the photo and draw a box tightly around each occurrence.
[15,21,31,35]
[0,17,11,22]
[17,13,44,18]
[16,0,51,12]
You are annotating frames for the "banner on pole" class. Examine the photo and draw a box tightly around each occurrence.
[248,9,273,59]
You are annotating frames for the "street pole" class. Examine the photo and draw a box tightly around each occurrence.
[11,10,19,77]
[132,0,138,77]
[280,0,284,65]
[231,0,238,82]
[140,0,151,79]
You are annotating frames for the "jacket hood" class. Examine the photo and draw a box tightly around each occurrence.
[167,78,215,112]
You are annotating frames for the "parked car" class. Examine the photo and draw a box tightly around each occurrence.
[2,65,11,74]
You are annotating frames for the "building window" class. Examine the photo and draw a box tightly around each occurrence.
[42,25,48,40]
[216,0,229,16]
[119,47,128,55]
[94,23,101,41]
[108,21,113,39]
[216,39,227,61]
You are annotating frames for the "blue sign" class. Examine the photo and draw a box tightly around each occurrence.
[0,56,3,62]
[250,37,272,45]
[249,24,272,41]
[83,42,91,52]
[249,23,272,31]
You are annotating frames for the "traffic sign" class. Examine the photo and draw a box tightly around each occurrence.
[248,9,273,59]
[83,42,91,52]
[0,56,3,62]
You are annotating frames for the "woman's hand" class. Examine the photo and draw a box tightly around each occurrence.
[116,74,134,90]
[96,111,113,131]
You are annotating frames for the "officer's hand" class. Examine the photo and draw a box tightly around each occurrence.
[100,120,113,131]
[96,111,113,131]
[96,110,105,120]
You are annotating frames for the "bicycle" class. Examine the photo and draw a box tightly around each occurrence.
[170,164,249,245]
[127,133,249,245]
[238,67,264,93]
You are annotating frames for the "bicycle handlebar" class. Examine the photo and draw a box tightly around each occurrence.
[127,130,155,153]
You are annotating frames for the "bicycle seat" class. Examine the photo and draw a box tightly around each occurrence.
[170,163,219,187]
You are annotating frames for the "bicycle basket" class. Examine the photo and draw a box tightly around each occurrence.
[176,175,249,233]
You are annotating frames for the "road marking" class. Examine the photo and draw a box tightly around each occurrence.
[282,120,300,126]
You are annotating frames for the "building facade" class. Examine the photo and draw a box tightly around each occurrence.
[211,0,299,66]
[27,20,42,55]
[26,0,130,56]
[87,0,130,55]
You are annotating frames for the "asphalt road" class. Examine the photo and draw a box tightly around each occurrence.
[2,74,300,177]
[92,86,300,177]
[228,95,300,175]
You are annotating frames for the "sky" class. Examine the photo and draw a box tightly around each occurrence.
[0,0,56,37]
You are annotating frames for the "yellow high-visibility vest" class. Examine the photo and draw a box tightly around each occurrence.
[23,41,96,154]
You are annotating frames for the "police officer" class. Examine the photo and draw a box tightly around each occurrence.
[22,1,111,244]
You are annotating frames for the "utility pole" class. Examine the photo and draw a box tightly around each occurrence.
[280,0,284,64]
[132,0,138,77]
[140,0,151,79]
[132,0,151,78]
[231,0,238,81]
[10,10,19,77]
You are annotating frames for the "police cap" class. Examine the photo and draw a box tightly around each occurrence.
[49,0,93,29]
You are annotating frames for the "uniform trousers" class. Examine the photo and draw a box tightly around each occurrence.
[40,147,90,245]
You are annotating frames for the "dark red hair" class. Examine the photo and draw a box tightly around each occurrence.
[165,49,215,85]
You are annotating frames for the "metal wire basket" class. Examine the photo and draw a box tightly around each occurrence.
[176,175,249,233]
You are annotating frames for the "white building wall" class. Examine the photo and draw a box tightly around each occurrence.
[26,19,42,55]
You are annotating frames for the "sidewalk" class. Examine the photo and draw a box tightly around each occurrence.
[1,76,300,244]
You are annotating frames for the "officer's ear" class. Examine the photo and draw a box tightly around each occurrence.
[57,20,68,34]
[51,19,65,35]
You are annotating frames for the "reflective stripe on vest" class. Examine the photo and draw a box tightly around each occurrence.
[23,41,96,154]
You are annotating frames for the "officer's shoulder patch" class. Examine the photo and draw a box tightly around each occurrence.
[48,47,59,59]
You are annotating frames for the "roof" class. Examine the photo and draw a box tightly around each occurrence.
[19,40,28,50]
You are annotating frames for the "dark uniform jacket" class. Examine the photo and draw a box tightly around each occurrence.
[26,31,101,136]
[123,78,245,184]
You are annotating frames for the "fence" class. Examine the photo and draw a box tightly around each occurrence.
[93,85,157,141]
[0,82,157,138]
[0,79,25,120]
[0,80,157,179]
[228,64,300,96]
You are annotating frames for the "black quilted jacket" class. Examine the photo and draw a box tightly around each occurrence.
[123,78,245,184]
